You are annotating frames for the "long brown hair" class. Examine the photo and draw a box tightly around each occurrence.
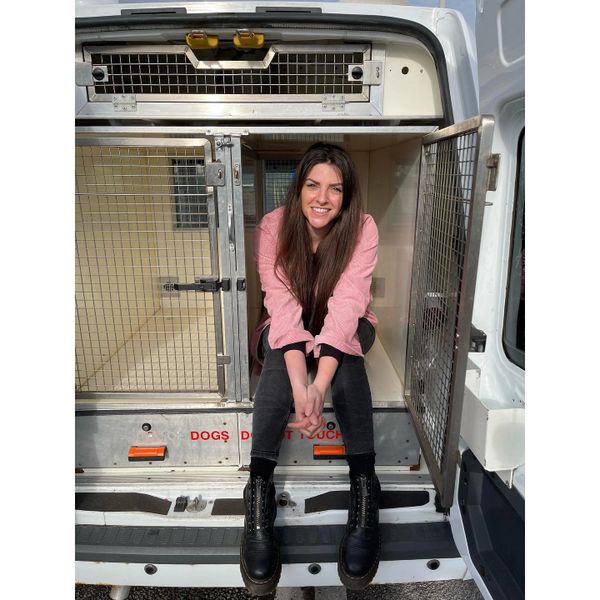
[275,143,363,335]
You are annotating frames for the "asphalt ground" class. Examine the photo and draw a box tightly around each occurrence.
[76,581,484,600]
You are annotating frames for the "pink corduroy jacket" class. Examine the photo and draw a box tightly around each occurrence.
[250,206,378,363]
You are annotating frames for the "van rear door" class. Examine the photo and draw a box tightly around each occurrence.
[448,1,525,599]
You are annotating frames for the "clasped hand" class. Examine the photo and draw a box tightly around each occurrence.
[287,382,326,437]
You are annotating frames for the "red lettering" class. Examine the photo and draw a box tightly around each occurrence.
[241,430,251,440]
[285,431,293,440]
[191,430,231,442]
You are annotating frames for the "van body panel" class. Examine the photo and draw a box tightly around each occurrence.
[74,2,525,596]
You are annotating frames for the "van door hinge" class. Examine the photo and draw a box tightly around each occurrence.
[486,153,500,191]
[469,325,487,352]
[112,94,137,112]
[172,277,231,292]
[206,162,226,186]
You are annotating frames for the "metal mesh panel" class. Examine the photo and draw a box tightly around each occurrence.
[87,46,367,100]
[264,159,300,213]
[406,130,479,470]
[75,142,219,394]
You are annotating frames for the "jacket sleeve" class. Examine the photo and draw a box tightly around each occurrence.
[314,214,378,357]
[254,213,315,353]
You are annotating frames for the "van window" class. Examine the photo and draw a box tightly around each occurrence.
[264,159,299,213]
[503,130,525,368]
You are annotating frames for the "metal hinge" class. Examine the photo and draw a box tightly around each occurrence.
[322,95,346,113]
[486,153,500,191]
[215,138,234,149]
[112,94,137,112]
[206,162,226,186]
[172,277,231,292]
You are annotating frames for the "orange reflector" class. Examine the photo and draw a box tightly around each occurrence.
[313,445,346,458]
[128,446,167,461]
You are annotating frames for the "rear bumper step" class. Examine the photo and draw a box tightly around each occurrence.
[76,522,458,564]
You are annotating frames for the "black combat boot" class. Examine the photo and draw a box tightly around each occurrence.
[338,472,381,590]
[240,473,281,596]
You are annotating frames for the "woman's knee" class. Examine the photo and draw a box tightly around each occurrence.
[331,353,370,397]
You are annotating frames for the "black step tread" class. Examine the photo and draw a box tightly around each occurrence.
[76,522,458,564]
[75,493,171,514]
[213,490,430,516]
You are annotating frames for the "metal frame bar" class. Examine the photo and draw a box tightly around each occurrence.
[229,138,250,401]
[75,125,437,137]
[75,137,211,148]
[213,136,239,402]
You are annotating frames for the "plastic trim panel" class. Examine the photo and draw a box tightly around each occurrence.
[458,449,524,600]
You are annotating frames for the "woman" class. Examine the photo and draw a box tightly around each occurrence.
[240,143,380,596]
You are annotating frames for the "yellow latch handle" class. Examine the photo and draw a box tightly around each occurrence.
[186,31,219,50]
[233,30,265,49]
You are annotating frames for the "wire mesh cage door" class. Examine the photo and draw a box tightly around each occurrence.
[75,137,228,398]
[404,116,495,508]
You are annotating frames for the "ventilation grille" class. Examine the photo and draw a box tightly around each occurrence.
[84,44,370,101]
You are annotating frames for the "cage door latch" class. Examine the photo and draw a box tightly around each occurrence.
[173,277,231,292]
[206,162,226,186]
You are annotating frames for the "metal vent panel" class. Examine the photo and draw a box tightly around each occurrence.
[84,44,370,102]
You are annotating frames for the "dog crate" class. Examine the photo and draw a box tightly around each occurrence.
[75,119,492,503]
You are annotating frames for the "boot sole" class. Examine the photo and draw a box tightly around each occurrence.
[337,534,381,591]
[240,558,281,597]
[240,536,282,597]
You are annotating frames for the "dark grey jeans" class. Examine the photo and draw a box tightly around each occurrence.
[250,318,376,462]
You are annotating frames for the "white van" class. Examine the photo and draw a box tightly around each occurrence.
[74,1,525,599]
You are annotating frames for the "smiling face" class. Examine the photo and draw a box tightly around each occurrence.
[300,162,344,247]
